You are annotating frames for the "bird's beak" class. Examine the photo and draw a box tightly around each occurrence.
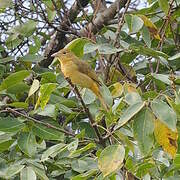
[51,52,59,57]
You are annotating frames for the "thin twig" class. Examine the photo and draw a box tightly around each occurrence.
[105,0,131,82]
[155,0,175,73]
[35,0,78,35]
[6,107,76,137]
[114,0,131,46]
[65,77,105,146]
[5,107,98,142]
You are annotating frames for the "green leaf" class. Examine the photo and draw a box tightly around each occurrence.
[6,20,37,46]
[98,44,123,54]
[133,108,155,154]
[38,83,56,109]
[125,14,144,33]
[115,101,145,130]
[65,38,91,58]
[0,164,25,179]
[0,117,24,132]
[84,43,123,54]
[8,102,28,109]
[153,150,170,167]
[0,140,14,152]
[0,44,5,51]
[28,79,40,97]
[0,70,31,91]
[115,130,134,152]
[69,143,96,157]
[151,100,177,131]
[0,65,5,78]
[0,56,14,64]
[32,123,64,141]
[20,167,36,180]
[29,36,41,54]
[131,45,168,59]
[82,88,96,104]
[168,52,180,61]
[100,84,113,107]
[67,139,79,152]
[159,56,169,67]
[6,34,22,49]
[174,154,180,168]
[158,0,170,15]
[71,169,98,180]
[50,94,77,107]
[131,15,144,33]
[43,0,57,22]
[98,145,125,177]
[56,103,72,114]
[7,82,29,94]
[5,20,37,49]
[41,143,66,161]
[83,43,98,54]
[163,176,180,180]
[136,162,155,178]
[17,132,37,157]
[78,122,96,138]
[124,92,142,105]
[124,14,132,31]
[142,26,151,47]
[72,159,87,173]
[18,20,38,37]
[40,72,56,84]
[136,1,159,14]
[72,157,97,173]
[152,73,171,85]
[75,129,85,139]
[33,104,57,118]
[19,54,44,63]
[31,166,49,180]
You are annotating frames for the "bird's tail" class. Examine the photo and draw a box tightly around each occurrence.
[91,82,109,111]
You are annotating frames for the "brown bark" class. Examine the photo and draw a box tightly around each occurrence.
[40,0,127,68]
[39,0,90,68]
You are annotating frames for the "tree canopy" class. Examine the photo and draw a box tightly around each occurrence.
[0,0,180,179]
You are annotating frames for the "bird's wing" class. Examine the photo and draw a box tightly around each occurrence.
[74,58,101,85]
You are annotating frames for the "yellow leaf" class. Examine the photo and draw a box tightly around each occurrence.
[154,119,178,158]
[124,83,138,94]
[138,15,161,40]
[111,82,123,98]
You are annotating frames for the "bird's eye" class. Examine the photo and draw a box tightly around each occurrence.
[63,51,66,55]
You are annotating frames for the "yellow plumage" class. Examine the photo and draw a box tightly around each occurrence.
[52,48,108,110]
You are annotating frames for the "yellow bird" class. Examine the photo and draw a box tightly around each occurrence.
[52,48,108,110]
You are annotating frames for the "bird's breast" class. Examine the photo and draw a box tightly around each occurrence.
[60,61,78,77]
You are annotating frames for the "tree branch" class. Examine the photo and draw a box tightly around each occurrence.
[155,0,175,73]
[80,0,127,36]
[39,0,90,68]
[5,107,98,142]
[65,78,105,146]
[6,107,75,137]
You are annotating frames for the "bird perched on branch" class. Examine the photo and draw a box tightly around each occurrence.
[52,48,108,110]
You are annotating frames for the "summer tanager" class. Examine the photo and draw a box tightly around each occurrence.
[52,48,108,110]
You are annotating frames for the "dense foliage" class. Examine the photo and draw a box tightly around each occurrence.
[0,0,180,179]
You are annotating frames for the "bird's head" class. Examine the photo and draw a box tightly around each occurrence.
[51,48,73,62]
